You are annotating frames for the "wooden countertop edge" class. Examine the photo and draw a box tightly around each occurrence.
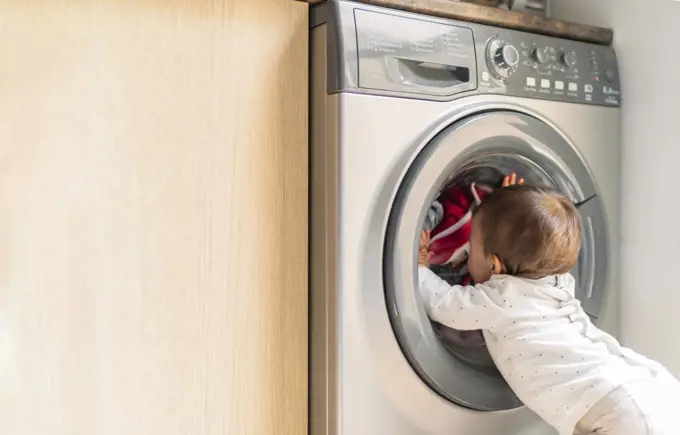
[298,0,614,45]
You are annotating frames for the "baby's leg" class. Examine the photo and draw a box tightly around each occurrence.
[576,373,680,434]
[575,385,648,434]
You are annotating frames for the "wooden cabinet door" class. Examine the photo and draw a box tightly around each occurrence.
[0,2,308,434]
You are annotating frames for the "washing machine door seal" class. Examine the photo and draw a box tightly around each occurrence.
[383,110,608,412]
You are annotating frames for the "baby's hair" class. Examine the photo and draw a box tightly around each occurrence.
[472,184,582,277]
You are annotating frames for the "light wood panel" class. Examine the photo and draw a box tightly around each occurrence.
[0,1,308,434]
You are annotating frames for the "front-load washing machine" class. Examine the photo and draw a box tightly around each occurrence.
[309,1,622,434]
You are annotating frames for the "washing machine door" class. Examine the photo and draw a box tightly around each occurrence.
[384,110,608,412]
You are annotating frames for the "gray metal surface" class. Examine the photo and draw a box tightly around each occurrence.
[309,3,622,434]
[311,0,621,106]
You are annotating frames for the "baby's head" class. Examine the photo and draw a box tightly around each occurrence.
[467,184,582,283]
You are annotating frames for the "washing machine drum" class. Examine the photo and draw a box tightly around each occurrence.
[383,110,608,412]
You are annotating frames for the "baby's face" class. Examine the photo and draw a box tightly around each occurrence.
[467,219,493,284]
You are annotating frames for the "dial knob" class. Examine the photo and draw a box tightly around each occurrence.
[487,39,519,78]
[560,51,577,69]
[604,68,616,83]
[531,47,550,64]
[495,44,520,69]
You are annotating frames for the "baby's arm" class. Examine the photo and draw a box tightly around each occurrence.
[418,266,505,330]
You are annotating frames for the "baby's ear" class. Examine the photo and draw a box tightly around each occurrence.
[490,255,504,274]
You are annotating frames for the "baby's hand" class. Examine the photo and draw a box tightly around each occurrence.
[418,231,431,267]
[501,172,524,187]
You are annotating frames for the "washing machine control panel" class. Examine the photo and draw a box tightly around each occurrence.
[477,28,621,107]
[347,7,620,106]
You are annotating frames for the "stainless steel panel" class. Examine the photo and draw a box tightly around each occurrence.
[310,24,340,435]
[312,0,621,107]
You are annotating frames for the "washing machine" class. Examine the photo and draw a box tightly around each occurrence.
[309,1,622,434]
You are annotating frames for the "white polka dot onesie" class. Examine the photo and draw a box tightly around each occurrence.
[418,267,672,435]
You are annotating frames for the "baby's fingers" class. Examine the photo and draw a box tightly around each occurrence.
[420,230,431,247]
[502,173,523,187]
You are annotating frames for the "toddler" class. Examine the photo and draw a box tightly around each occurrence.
[418,184,680,435]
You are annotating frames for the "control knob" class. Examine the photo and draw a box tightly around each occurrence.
[487,38,519,79]
[604,68,616,83]
[531,47,550,64]
[560,51,577,69]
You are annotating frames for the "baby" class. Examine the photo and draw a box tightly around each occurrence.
[418,184,680,435]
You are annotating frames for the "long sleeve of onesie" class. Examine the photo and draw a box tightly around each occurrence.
[417,266,506,330]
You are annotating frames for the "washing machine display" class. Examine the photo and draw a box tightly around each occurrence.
[310,1,621,434]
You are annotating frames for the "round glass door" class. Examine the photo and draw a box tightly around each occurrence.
[383,111,608,411]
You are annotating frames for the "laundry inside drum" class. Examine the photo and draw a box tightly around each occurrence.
[423,153,555,374]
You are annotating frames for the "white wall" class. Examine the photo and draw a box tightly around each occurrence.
[551,0,680,374]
